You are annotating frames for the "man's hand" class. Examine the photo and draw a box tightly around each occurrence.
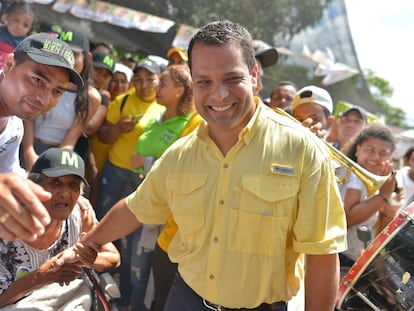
[0,173,51,241]
[54,242,99,268]
[302,118,328,139]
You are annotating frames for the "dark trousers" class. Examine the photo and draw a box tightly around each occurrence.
[164,274,287,311]
[152,243,178,311]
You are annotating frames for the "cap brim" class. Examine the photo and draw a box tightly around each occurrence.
[341,108,367,121]
[93,63,114,74]
[26,53,84,87]
[255,48,279,68]
[42,168,89,186]
[69,46,85,52]
[135,64,159,74]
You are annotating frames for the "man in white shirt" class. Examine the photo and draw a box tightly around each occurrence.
[0,32,83,241]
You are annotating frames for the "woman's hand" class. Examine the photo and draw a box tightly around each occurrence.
[36,257,83,286]
[378,171,396,200]
[131,153,145,170]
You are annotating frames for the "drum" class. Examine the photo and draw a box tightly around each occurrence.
[336,203,414,310]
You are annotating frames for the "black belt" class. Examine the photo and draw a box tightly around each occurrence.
[177,273,286,311]
[203,299,287,311]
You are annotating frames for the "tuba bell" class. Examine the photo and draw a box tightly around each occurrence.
[273,107,390,198]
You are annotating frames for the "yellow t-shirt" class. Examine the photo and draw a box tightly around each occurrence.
[106,88,165,170]
[126,102,346,307]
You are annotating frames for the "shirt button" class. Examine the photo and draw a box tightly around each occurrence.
[218,199,224,205]
[209,274,215,280]
[213,237,219,242]
[223,163,228,168]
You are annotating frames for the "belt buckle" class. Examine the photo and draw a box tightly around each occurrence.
[203,298,224,311]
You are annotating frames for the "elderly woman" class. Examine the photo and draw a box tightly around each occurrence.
[0,148,119,309]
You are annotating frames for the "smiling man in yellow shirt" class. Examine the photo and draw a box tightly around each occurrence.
[77,21,347,311]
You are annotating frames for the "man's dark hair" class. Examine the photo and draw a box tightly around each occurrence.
[187,20,255,73]
[270,80,298,98]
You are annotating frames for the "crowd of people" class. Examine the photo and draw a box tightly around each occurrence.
[0,1,412,311]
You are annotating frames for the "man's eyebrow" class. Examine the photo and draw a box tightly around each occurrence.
[194,71,244,79]
[32,69,52,84]
[33,68,69,91]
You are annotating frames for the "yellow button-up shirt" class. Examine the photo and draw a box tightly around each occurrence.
[126,101,347,308]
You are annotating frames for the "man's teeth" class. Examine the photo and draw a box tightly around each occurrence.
[211,104,232,112]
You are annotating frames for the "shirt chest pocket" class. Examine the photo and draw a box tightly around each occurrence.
[239,175,299,215]
[166,173,208,234]
[229,175,300,258]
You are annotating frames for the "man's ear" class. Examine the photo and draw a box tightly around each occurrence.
[251,62,259,88]
[3,53,16,74]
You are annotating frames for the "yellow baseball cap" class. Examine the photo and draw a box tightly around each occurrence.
[167,47,188,61]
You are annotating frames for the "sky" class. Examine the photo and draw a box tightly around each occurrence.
[345,0,414,126]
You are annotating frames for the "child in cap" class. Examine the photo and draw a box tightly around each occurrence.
[332,105,368,150]
[91,51,115,96]
[0,1,36,67]
[86,52,116,206]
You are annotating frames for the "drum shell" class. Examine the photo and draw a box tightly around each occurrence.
[336,203,414,310]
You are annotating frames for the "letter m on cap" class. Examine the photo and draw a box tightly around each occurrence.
[61,150,79,168]
[103,55,114,68]
[59,31,74,43]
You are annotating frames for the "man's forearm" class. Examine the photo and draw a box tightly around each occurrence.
[82,198,142,247]
[305,253,339,311]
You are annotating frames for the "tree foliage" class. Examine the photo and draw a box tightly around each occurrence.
[364,69,408,128]
[111,0,333,45]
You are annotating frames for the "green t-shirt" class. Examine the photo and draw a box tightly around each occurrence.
[133,113,193,173]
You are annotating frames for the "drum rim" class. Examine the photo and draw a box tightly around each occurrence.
[336,203,414,309]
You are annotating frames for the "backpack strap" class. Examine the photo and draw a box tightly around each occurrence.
[120,94,130,113]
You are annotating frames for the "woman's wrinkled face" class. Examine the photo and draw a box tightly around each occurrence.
[39,175,81,221]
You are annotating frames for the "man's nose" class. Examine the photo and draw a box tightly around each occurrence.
[35,90,52,110]
[210,83,229,101]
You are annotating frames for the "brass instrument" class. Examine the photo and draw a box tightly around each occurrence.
[273,107,390,198]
